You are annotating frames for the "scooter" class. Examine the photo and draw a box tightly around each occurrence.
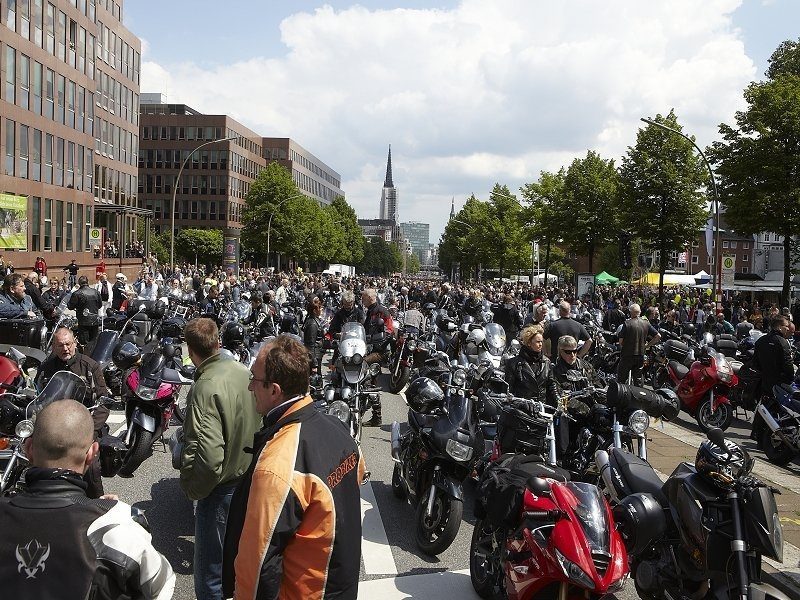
[658,345,737,431]
[470,397,629,599]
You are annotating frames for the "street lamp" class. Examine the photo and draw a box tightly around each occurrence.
[640,118,721,306]
[267,193,304,270]
[170,135,238,270]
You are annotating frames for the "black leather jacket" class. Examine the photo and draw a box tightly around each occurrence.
[0,468,175,600]
[68,284,102,326]
[753,330,795,395]
[505,346,557,405]
[552,357,600,415]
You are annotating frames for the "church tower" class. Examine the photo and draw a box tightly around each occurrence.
[379,145,398,222]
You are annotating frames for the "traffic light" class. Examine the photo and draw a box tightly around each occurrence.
[619,231,632,269]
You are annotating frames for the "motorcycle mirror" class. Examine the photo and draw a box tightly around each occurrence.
[707,427,726,449]
[131,506,151,532]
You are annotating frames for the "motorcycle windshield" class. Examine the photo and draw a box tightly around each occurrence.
[339,322,367,358]
[91,330,119,365]
[564,482,611,554]
[445,392,469,428]
[484,323,506,356]
[341,322,366,342]
[33,371,87,413]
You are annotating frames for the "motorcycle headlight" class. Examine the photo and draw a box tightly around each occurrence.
[452,369,467,387]
[351,353,363,365]
[327,400,350,424]
[406,340,417,351]
[554,548,595,590]
[341,387,353,400]
[15,419,34,439]
[137,386,158,401]
[445,438,473,462]
[628,409,650,435]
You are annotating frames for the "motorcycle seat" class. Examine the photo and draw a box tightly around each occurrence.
[669,360,689,380]
[609,447,668,506]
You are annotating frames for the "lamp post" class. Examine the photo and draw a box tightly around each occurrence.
[170,135,237,271]
[640,118,721,307]
[267,193,304,271]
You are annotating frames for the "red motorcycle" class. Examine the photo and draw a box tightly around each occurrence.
[470,399,629,599]
[660,346,737,432]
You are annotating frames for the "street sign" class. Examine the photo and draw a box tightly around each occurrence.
[721,254,735,288]
[89,227,103,247]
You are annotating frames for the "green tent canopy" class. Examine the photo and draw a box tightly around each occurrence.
[595,271,620,284]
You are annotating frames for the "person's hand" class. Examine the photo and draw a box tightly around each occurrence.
[27,311,36,319]
[100,493,119,501]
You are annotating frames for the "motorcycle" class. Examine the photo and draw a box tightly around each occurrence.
[316,322,381,444]
[658,345,737,432]
[0,371,115,495]
[388,323,420,393]
[390,368,484,555]
[612,427,788,600]
[114,338,194,477]
[470,397,629,599]
[751,380,800,465]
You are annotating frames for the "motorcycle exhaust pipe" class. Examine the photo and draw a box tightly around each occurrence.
[595,450,619,503]
[390,421,401,462]
[756,404,795,447]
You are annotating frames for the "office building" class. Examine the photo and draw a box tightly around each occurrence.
[0,0,142,271]
[262,137,343,206]
[400,221,429,262]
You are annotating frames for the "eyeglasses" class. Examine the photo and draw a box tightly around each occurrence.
[561,348,578,355]
[249,372,269,385]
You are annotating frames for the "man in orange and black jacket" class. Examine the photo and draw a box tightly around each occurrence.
[222,334,366,600]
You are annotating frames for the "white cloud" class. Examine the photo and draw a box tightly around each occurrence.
[141,0,756,243]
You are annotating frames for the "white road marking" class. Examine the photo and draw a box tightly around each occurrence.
[360,480,398,576]
[358,568,476,599]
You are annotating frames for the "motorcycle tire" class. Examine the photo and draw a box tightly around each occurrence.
[761,428,796,466]
[391,463,405,499]
[117,427,154,477]
[415,489,463,556]
[389,364,410,394]
[469,518,505,599]
[695,397,733,432]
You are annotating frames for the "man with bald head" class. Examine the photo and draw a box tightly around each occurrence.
[544,300,592,362]
[618,302,660,386]
[0,400,175,599]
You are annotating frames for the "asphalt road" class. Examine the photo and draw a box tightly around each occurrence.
[103,368,642,600]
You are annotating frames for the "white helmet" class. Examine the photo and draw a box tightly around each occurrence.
[467,328,486,345]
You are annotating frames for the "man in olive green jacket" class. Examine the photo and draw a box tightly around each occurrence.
[180,317,261,600]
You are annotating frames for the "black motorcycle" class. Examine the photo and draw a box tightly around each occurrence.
[390,370,484,556]
[388,324,419,393]
[611,427,788,600]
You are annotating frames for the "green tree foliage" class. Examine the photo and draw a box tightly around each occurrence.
[407,253,421,275]
[618,110,708,303]
[521,169,567,283]
[709,38,800,304]
[175,228,223,266]
[136,221,169,265]
[487,185,530,280]
[557,151,620,272]
[328,196,364,265]
[438,195,492,280]
[357,237,403,276]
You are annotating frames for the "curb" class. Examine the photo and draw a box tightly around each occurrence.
[762,565,800,599]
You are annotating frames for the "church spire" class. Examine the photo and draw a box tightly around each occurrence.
[449,197,455,220]
[384,145,394,188]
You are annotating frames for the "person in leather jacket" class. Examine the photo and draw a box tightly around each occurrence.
[493,294,523,347]
[462,289,484,320]
[241,292,276,340]
[68,275,102,348]
[363,288,393,426]
[753,314,796,396]
[0,272,39,319]
[0,399,175,599]
[505,325,557,405]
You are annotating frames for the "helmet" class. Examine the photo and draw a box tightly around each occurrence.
[423,303,436,312]
[161,316,186,339]
[0,355,22,390]
[613,493,667,555]
[406,377,444,414]
[466,327,486,346]
[147,301,167,320]
[98,433,127,477]
[221,322,246,349]
[112,341,141,370]
[695,433,753,490]
[0,396,24,436]
[682,323,696,336]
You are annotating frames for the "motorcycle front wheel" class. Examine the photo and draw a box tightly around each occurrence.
[389,358,410,393]
[173,388,189,424]
[696,397,733,432]
[117,426,154,477]
[761,428,797,465]
[470,518,505,599]
[415,488,463,555]
[391,463,405,499]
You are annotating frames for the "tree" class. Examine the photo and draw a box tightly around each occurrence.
[175,228,223,267]
[709,38,800,305]
[438,195,492,280]
[618,110,708,304]
[136,221,169,265]
[487,185,529,280]
[407,253,421,275]
[327,196,364,265]
[557,151,620,272]
[521,169,567,285]
[357,237,403,276]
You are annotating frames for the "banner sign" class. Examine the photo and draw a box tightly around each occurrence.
[223,233,240,276]
[0,193,28,250]
[577,273,595,299]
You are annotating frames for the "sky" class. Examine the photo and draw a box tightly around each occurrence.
[123,0,800,245]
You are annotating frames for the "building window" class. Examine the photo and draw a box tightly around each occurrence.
[31,196,40,251]
[65,202,73,251]
[18,124,28,179]
[19,54,30,109]
[32,61,42,114]
[44,198,52,250]
[44,68,54,119]
[55,136,63,186]
[743,254,748,262]
[5,120,15,176]
[708,255,715,265]
[43,133,52,183]
[7,0,17,32]
[730,241,737,249]
[742,266,748,274]
[743,241,750,249]
[45,2,54,54]
[692,255,699,264]
[32,128,41,181]
[56,74,65,123]
[722,240,729,248]
[5,46,16,104]
[764,233,771,242]
[55,200,63,251]
[76,203,84,250]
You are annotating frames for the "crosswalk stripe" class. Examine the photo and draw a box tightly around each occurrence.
[358,568,476,599]
[360,480,398,575]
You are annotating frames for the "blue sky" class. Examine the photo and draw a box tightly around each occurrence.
[124,0,800,241]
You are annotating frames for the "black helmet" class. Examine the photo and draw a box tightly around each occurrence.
[0,396,24,437]
[221,322,246,349]
[161,316,186,339]
[112,341,141,370]
[406,377,444,413]
[682,323,696,336]
[613,493,667,555]
[695,429,753,489]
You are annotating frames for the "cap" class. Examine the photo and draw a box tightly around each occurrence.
[116,273,126,281]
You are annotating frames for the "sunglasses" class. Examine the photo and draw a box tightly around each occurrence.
[561,348,578,355]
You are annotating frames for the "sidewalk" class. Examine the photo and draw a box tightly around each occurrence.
[647,422,800,596]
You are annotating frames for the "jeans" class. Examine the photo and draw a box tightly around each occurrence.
[195,482,237,600]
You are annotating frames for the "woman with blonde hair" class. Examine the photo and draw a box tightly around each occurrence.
[504,324,557,405]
